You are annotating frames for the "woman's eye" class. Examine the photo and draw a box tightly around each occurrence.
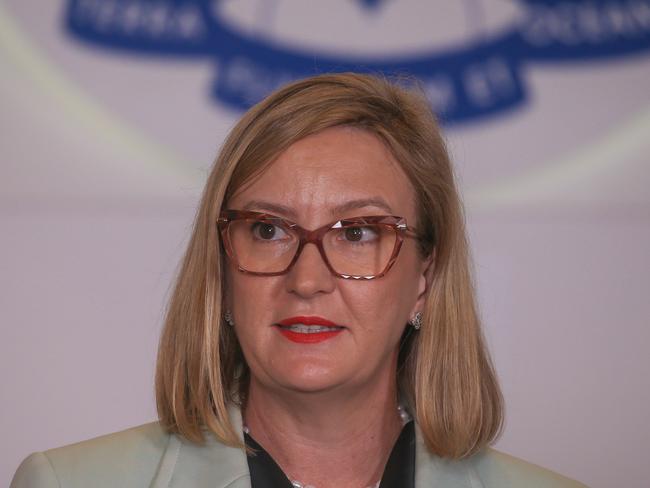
[251,222,287,241]
[343,226,378,242]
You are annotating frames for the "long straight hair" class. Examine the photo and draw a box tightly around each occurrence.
[155,72,503,458]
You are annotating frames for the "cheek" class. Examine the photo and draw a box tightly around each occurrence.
[342,262,420,334]
[226,268,279,338]
[226,273,280,371]
[228,264,272,307]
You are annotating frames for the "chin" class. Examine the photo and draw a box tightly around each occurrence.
[271,363,349,394]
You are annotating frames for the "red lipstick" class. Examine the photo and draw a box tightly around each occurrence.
[276,316,344,344]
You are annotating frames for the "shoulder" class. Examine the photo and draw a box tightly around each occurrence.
[11,422,171,488]
[414,424,587,488]
[464,447,588,488]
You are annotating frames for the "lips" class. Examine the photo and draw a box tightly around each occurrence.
[275,316,344,344]
[277,316,340,327]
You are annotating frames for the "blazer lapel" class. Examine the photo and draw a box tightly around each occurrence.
[151,405,252,488]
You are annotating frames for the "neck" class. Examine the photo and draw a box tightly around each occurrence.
[243,374,403,488]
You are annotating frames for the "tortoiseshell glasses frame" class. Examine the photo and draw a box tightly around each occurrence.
[217,210,420,280]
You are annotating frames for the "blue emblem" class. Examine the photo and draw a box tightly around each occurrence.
[520,0,650,60]
[356,0,390,11]
[63,0,650,125]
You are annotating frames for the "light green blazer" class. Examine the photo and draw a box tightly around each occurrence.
[11,406,587,488]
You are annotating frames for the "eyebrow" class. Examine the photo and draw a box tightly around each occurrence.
[333,198,394,215]
[240,197,394,219]
[241,201,298,219]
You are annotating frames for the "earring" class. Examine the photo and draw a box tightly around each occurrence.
[410,312,423,330]
[224,310,235,327]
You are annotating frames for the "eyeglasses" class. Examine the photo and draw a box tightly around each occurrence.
[217,210,420,280]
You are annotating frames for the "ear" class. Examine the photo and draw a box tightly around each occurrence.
[411,249,435,317]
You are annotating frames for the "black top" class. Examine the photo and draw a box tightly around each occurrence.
[245,421,415,488]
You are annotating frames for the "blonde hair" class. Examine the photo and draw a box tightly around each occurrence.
[155,72,503,458]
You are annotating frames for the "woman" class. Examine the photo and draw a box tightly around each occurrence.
[11,73,585,488]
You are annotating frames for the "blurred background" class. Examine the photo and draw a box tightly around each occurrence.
[1,1,649,486]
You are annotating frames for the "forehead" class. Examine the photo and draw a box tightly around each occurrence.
[228,127,417,224]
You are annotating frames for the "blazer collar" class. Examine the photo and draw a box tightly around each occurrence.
[151,404,475,488]
[151,404,251,488]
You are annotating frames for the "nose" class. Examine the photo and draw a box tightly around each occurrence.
[284,242,336,297]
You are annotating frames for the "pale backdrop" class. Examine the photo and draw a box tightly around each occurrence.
[2,2,649,487]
